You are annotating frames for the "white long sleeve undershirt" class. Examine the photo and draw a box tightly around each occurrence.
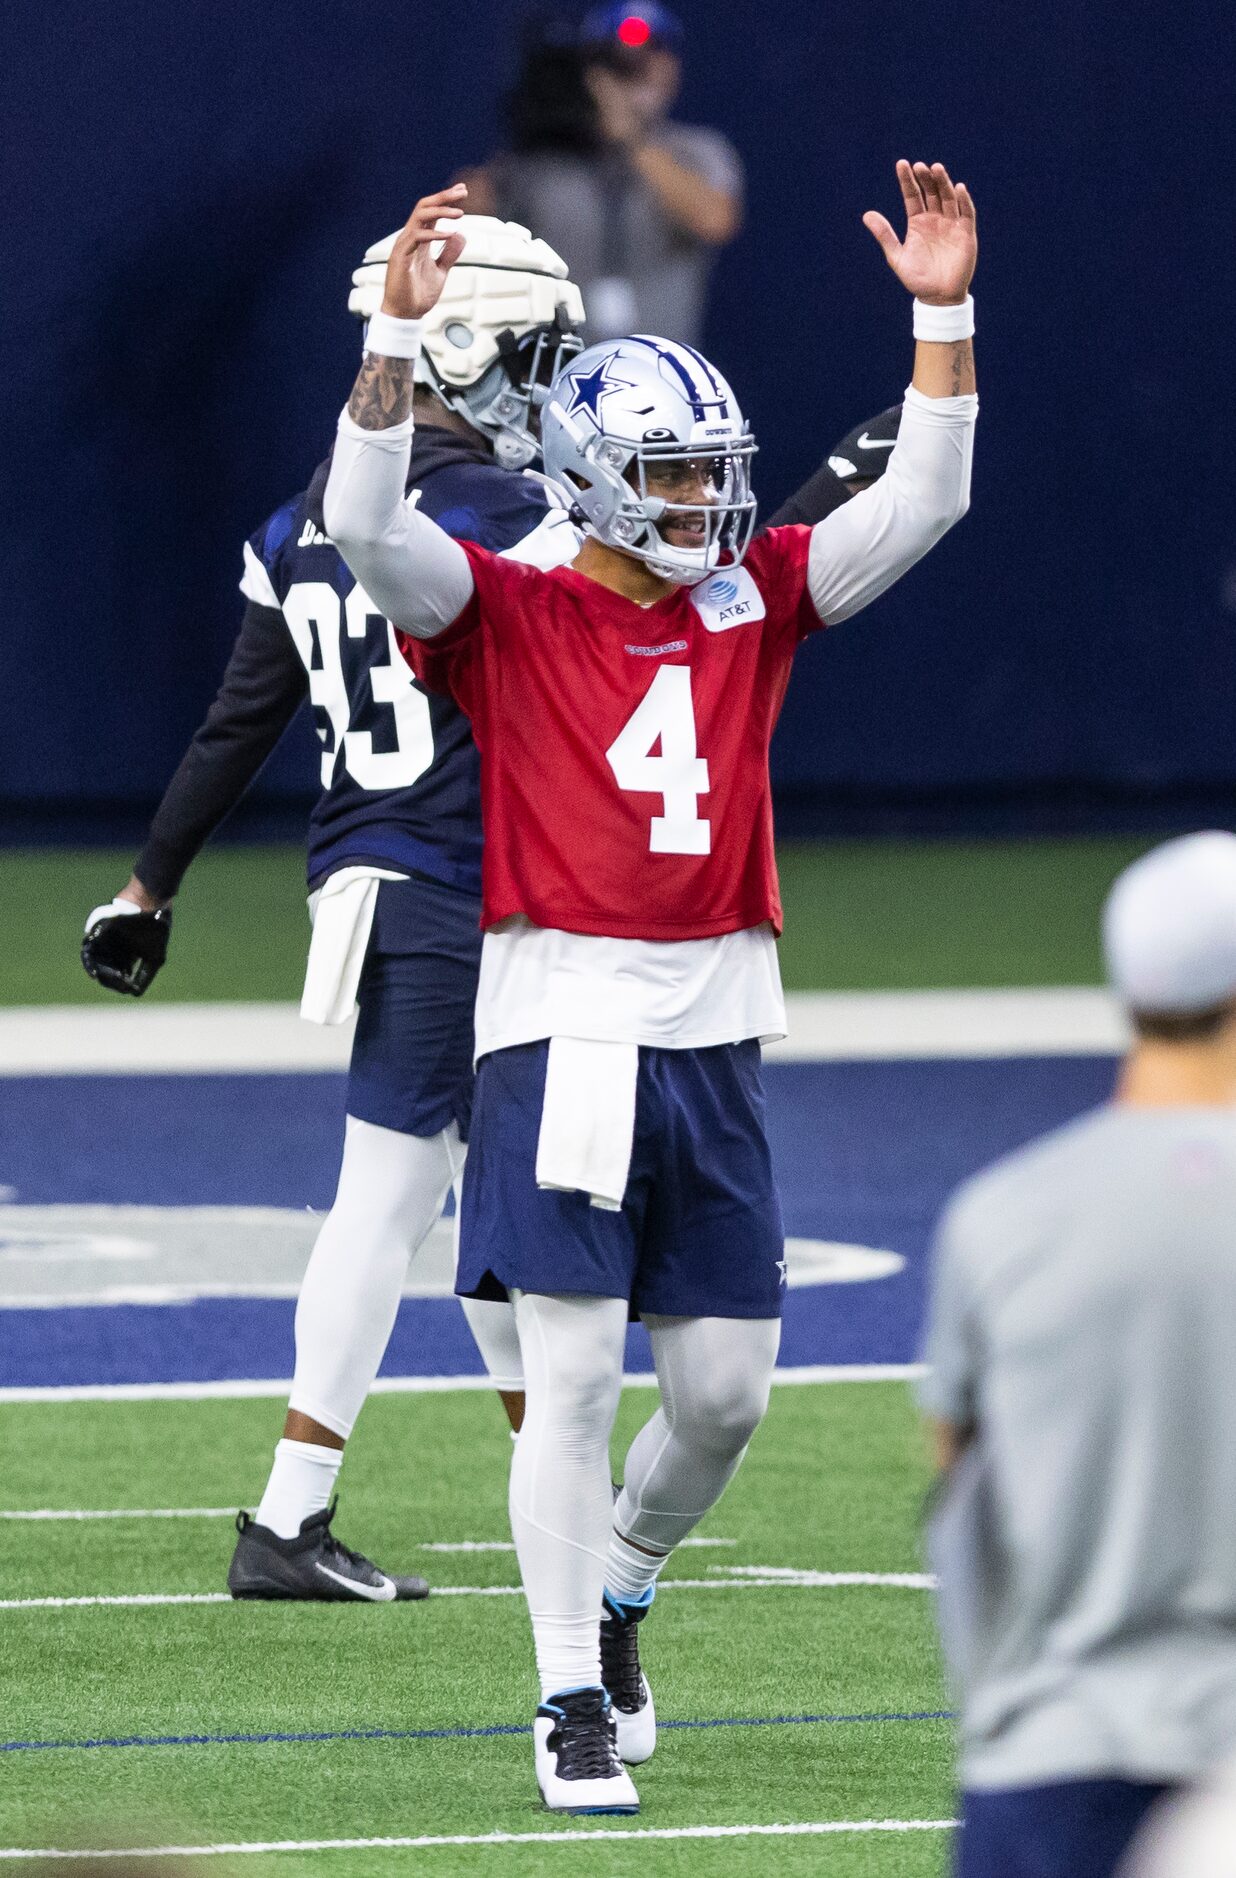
[323,382,977,640]
[323,414,473,636]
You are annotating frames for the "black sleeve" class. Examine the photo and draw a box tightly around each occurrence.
[763,460,854,530]
[133,600,308,901]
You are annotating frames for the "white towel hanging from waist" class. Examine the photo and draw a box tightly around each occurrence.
[535,1036,639,1212]
[300,867,405,1025]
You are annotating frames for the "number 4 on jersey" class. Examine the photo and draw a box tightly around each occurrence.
[606,665,710,855]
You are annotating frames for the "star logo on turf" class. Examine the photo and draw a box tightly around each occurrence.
[565,357,635,423]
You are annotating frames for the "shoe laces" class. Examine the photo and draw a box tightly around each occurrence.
[546,1689,622,1779]
[316,1499,381,1582]
[599,1603,645,1714]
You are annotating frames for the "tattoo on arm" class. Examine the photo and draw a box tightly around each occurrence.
[347,352,416,430]
[949,342,967,397]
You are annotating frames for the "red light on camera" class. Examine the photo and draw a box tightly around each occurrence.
[617,15,653,46]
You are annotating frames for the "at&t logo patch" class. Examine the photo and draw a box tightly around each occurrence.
[690,565,766,633]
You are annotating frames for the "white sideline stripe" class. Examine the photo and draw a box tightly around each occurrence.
[0,987,1125,1076]
[0,1003,356,1077]
[767,987,1126,1060]
[0,1821,956,1860]
[0,1571,933,1611]
[0,1363,923,1406]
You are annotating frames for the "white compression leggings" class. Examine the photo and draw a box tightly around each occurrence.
[288,1114,524,1440]
[509,1293,781,1697]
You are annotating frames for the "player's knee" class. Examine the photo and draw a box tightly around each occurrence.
[538,1342,622,1429]
[517,1297,625,1428]
[679,1369,772,1457]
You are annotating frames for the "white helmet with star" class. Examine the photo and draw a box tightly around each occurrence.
[540,335,757,583]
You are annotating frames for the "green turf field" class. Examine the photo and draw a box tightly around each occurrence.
[1,1385,949,1875]
[8,834,1157,1005]
[0,834,1162,1872]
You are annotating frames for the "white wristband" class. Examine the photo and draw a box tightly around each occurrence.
[362,311,424,359]
[913,295,975,342]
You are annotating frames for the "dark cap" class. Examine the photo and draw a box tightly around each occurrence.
[580,3,685,51]
[827,404,903,484]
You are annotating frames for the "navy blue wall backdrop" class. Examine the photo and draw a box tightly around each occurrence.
[4,0,1234,836]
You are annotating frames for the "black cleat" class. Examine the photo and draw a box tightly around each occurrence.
[227,1499,429,1602]
[600,1589,656,1763]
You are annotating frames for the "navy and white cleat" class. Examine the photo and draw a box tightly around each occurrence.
[227,1500,429,1602]
[600,1588,656,1763]
[533,1687,640,1814]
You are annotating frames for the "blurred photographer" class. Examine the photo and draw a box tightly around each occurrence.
[465,4,742,343]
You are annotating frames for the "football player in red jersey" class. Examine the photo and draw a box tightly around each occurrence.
[324,166,977,1813]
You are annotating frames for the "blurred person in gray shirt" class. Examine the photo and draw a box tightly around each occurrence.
[464,5,742,344]
[919,831,1236,1878]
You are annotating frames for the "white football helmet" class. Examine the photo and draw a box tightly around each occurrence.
[540,336,757,583]
[349,215,586,469]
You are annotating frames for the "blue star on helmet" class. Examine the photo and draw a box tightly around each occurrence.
[565,356,635,423]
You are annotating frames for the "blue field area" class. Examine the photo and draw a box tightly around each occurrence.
[0,1057,1117,1387]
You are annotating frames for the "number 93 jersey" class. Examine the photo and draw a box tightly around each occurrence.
[401,526,821,942]
[241,445,551,892]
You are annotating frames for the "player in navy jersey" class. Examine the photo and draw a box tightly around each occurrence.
[82,216,586,1601]
[325,169,977,1809]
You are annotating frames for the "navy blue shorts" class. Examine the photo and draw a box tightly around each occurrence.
[957,1779,1174,1878]
[457,1038,785,1318]
[345,874,481,1140]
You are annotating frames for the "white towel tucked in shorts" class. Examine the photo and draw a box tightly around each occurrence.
[534,1036,639,1212]
[300,867,405,1026]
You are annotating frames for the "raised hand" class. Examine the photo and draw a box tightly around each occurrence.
[380,184,468,320]
[347,185,468,429]
[863,162,977,306]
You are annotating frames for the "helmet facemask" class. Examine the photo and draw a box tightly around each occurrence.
[571,431,757,583]
[424,305,585,469]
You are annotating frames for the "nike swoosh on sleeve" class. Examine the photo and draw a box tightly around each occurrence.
[856,433,897,451]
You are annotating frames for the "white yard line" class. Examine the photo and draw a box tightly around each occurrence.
[716,1566,933,1588]
[0,987,1125,1076]
[419,1537,736,1553]
[0,1363,923,1406]
[0,1593,233,1610]
[0,1571,933,1612]
[0,1820,955,1859]
[0,1508,240,1522]
[0,1517,733,1549]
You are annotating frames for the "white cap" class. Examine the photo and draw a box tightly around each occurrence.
[1102,832,1236,1014]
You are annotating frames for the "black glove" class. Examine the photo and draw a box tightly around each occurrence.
[81,901,173,997]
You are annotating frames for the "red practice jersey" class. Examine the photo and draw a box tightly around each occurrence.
[399,527,821,942]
